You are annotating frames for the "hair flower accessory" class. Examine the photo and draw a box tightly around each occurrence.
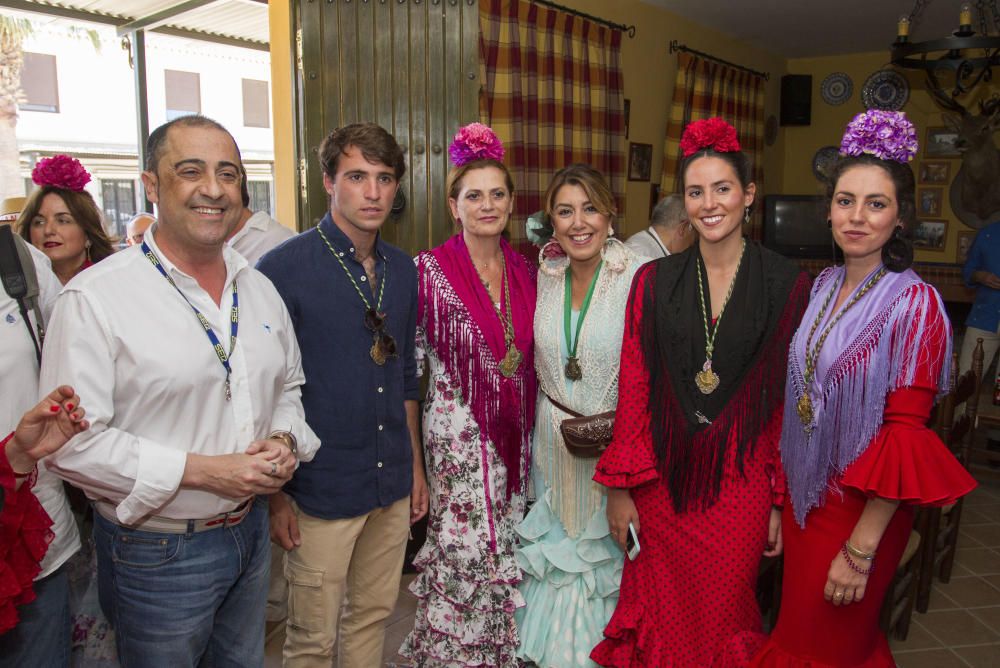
[680,117,741,157]
[31,154,92,192]
[839,110,918,163]
[448,122,505,166]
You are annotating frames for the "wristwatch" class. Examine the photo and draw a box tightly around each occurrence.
[269,430,298,458]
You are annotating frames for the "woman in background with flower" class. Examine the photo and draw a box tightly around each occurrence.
[515,164,646,667]
[400,123,536,666]
[752,111,976,667]
[18,155,115,285]
[591,118,810,666]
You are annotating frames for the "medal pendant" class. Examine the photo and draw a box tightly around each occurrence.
[499,344,522,378]
[370,339,387,366]
[694,359,720,395]
[565,356,583,381]
[797,392,814,429]
[225,378,232,402]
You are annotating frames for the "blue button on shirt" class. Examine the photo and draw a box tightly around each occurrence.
[257,214,418,519]
[963,220,1000,333]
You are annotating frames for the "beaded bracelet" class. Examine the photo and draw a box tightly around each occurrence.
[841,543,875,575]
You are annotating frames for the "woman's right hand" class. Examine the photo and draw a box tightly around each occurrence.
[607,487,639,551]
[7,385,88,475]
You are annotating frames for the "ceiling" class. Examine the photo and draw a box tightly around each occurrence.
[6,0,269,50]
[642,0,980,58]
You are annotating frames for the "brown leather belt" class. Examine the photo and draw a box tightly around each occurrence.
[94,498,254,534]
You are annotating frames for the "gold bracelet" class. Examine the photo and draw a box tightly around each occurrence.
[844,540,876,560]
[268,431,298,457]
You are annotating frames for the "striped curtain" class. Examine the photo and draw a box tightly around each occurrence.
[660,52,766,237]
[479,0,626,244]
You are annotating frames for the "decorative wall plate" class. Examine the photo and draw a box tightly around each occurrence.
[812,145,841,183]
[861,70,909,111]
[820,72,853,105]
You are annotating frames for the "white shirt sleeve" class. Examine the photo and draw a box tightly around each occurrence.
[39,288,188,524]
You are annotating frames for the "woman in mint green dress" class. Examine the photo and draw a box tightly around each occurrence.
[516,164,647,667]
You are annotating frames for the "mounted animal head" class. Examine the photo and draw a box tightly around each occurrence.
[929,86,1000,221]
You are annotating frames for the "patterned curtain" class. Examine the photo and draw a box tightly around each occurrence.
[660,51,766,238]
[479,0,626,244]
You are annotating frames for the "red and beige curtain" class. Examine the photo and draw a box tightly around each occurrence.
[479,0,626,244]
[661,51,766,237]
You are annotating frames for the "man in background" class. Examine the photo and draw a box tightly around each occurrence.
[124,212,156,246]
[625,193,693,258]
[227,179,295,265]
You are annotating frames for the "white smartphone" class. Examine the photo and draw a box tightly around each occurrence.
[626,522,640,561]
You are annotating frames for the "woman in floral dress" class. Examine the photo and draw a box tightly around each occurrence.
[400,124,536,666]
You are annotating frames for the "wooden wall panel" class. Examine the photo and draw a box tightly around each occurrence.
[293,0,480,254]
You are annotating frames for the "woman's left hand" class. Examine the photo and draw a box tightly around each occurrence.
[824,549,869,606]
[7,386,89,474]
[763,506,782,557]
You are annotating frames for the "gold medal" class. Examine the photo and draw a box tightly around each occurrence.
[565,356,583,381]
[797,392,814,429]
[370,338,387,365]
[695,359,720,394]
[499,344,522,378]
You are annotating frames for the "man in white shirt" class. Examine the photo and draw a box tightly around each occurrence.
[0,240,80,667]
[227,179,295,266]
[624,193,693,258]
[40,115,320,666]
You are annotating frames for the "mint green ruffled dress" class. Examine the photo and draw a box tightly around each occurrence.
[515,241,646,667]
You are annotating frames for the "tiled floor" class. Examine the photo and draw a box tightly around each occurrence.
[265,484,1000,667]
[890,479,1000,668]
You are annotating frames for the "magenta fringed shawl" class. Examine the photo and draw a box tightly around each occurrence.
[417,234,536,499]
[782,266,953,526]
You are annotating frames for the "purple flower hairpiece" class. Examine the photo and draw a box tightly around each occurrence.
[31,154,92,192]
[448,123,504,166]
[839,110,918,164]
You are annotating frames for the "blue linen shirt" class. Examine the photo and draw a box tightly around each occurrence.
[257,214,419,519]
[963,220,1000,333]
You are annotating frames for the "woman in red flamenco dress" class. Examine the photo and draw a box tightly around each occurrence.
[590,118,811,667]
[751,110,977,668]
[1,386,88,635]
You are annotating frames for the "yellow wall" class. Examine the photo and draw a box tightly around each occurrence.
[784,51,998,265]
[267,0,787,237]
[269,0,296,230]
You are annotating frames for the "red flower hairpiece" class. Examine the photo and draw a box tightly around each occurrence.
[31,155,91,192]
[680,118,741,158]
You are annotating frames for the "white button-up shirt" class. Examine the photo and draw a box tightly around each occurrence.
[2,243,80,578]
[228,211,295,267]
[40,227,319,525]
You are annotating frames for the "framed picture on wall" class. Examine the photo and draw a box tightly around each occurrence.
[628,142,653,182]
[919,160,951,184]
[924,127,961,158]
[914,219,948,251]
[917,187,944,217]
[956,230,976,264]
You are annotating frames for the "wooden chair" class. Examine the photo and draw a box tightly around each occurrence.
[914,339,984,613]
[880,529,922,640]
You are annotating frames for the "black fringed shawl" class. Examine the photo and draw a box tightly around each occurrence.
[642,240,810,513]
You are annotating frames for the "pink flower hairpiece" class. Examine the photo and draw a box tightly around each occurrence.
[680,117,741,158]
[839,110,918,164]
[31,155,92,192]
[448,123,505,166]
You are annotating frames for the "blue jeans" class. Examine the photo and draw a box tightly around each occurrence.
[0,562,71,667]
[93,498,269,668]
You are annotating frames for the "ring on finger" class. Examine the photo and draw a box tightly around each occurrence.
[270,461,278,477]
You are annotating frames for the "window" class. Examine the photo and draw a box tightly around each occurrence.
[164,70,201,120]
[247,181,272,216]
[101,179,137,239]
[20,52,59,113]
[242,79,270,128]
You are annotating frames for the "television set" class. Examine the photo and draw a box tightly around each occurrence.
[762,195,840,260]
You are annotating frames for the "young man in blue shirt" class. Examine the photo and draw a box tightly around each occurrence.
[258,123,428,667]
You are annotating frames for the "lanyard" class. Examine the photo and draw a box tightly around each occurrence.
[141,242,239,401]
[563,261,602,367]
[316,225,386,312]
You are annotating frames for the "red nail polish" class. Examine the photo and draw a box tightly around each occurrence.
[65,403,75,411]
[50,405,60,413]
[71,413,80,420]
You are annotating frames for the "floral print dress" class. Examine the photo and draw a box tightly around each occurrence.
[398,329,527,667]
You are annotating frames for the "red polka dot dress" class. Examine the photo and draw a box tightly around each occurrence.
[590,255,810,668]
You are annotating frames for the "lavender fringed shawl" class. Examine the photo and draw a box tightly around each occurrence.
[782,265,952,526]
[417,235,537,499]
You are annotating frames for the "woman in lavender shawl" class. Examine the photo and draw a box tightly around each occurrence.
[400,124,536,667]
[752,111,976,667]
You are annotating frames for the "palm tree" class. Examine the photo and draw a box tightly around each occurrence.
[0,15,31,199]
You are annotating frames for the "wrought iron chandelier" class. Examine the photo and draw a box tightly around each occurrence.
[891,0,1000,100]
